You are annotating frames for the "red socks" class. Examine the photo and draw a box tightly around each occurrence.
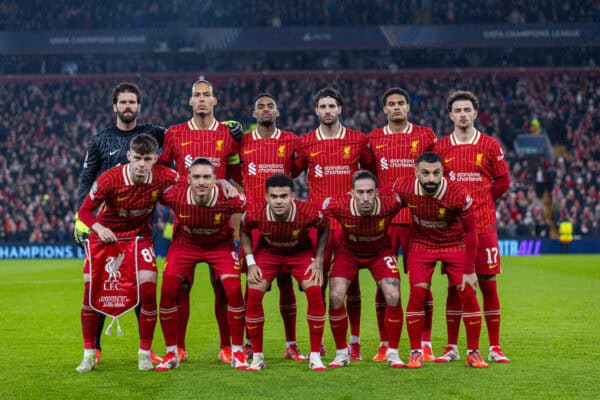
[375,288,387,343]
[329,304,348,350]
[421,288,434,343]
[213,281,230,348]
[80,282,100,349]
[138,282,157,351]
[458,286,482,350]
[446,286,462,346]
[245,288,265,353]
[406,285,428,350]
[384,304,403,349]
[480,279,501,346]
[159,275,181,348]
[305,286,326,353]
[346,275,362,339]
[277,274,297,343]
[221,277,245,347]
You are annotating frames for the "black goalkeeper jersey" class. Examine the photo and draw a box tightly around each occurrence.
[76,123,166,208]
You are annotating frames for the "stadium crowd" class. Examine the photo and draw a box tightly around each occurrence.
[1,0,598,30]
[0,72,598,243]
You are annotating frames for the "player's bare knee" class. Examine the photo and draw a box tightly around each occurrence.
[139,270,157,284]
[248,280,269,292]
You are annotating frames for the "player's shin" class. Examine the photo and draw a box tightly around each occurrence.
[406,285,428,351]
[213,280,231,348]
[246,288,266,353]
[479,278,501,346]
[375,288,387,343]
[159,275,181,348]
[138,282,157,351]
[305,286,326,353]
[221,277,245,347]
[446,286,462,346]
[81,283,100,350]
[329,305,349,350]
[176,282,191,350]
[346,276,361,340]
[277,274,297,343]
[457,285,482,351]
[384,304,403,350]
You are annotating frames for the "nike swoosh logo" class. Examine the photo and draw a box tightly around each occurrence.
[376,144,387,149]
[234,315,244,320]
[469,321,480,325]
[234,265,241,270]
[313,324,324,329]
[310,152,321,157]
[408,319,420,325]
[179,215,191,219]
[408,204,417,208]
[444,157,455,163]
[181,141,193,146]
[243,149,257,155]
[117,196,130,202]
[109,149,120,156]
[247,326,258,330]
[344,224,356,228]
[388,318,401,323]
[489,264,497,269]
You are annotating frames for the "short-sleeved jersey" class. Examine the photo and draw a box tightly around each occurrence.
[242,199,326,255]
[393,176,473,251]
[160,182,246,246]
[80,164,178,238]
[240,129,299,200]
[432,130,509,233]
[323,191,402,256]
[368,123,437,224]
[295,126,375,205]
[159,118,240,179]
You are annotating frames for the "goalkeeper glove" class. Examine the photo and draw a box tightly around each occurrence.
[74,213,90,248]
[221,120,243,142]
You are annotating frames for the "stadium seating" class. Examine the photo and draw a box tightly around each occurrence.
[1,0,598,30]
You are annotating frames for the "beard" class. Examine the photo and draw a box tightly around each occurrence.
[421,181,440,194]
[319,115,338,126]
[258,118,274,128]
[117,109,138,124]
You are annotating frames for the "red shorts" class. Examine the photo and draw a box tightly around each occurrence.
[254,247,315,283]
[475,231,502,275]
[388,224,410,273]
[408,248,467,287]
[330,247,400,282]
[164,240,241,283]
[310,227,341,273]
[83,237,156,274]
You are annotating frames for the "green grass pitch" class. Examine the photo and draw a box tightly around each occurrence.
[0,255,599,400]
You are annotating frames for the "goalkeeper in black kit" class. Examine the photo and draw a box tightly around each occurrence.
[74,82,243,365]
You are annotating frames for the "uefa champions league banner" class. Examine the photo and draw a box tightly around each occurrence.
[0,23,598,54]
[1,239,600,259]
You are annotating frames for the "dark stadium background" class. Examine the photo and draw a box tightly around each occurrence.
[0,0,598,257]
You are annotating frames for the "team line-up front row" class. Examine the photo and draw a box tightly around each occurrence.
[75,84,511,373]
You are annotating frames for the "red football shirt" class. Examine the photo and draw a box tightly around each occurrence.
[242,199,326,255]
[368,122,437,224]
[159,118,240,179]
[79,164,178,238]
[432,130,509,233]
[295,125,376,205]
[393,176,474,252]
[240,129,299,200]
[323,190,402,256]
[160,182,246,246]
